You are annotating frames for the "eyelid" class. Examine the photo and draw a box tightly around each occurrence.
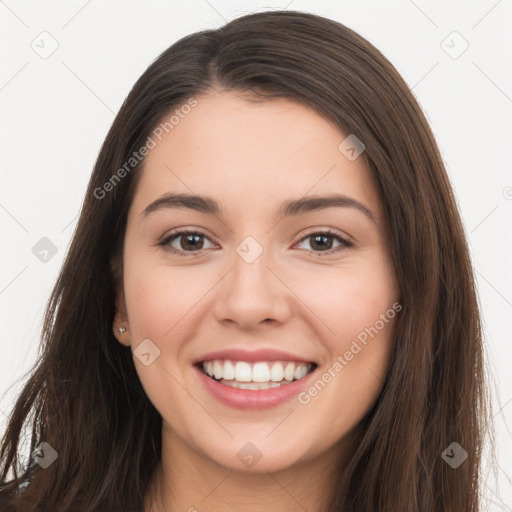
[157,226,353,256]
[157,227,218,252]
[297,226,354,245]
[293,228,353,256]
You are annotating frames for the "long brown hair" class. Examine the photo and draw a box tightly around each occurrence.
[0,10,493,511]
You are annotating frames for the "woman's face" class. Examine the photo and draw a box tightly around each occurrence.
[115,91,400,473]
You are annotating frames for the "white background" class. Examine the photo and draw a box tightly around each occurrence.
[1,1,511,509]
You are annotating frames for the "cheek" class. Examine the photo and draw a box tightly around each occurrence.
[295,266,398,435]
[291,260,398,350]
[122,253,207,416]
[123,253,212,340]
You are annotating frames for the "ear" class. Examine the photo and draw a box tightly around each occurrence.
[112,286,131,347]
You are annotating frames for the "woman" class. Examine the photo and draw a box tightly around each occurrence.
[0,10,492,511]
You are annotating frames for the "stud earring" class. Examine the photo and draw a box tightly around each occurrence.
[118,326,127,334]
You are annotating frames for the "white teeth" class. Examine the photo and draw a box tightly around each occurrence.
[213,360,223,380]
[201,359,313,385]
[284,362,295,381]
[270,362,284,382]
[223,360,235,380]
[293,364,308,380]
[252,362,270,382]
[235,361,252,382]
[220,379,282,390]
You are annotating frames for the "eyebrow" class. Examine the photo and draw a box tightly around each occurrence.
[141,192,376,223]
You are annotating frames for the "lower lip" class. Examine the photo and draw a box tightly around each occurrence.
[195,365,317,410]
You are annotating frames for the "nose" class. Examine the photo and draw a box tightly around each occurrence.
[212,246,292,330]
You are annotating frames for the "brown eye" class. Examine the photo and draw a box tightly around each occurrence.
[159,230,216,256]
[295,230,352,255]
[157,228,352,257]
[177,233,204,251]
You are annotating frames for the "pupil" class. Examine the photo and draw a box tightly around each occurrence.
[179,233,334,252]
[183,234,202,250]
[311,234,332,251]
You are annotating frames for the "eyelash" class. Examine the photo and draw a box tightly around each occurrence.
[157,228,353,257]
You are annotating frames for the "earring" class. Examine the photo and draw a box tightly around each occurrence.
[118,326,127,334]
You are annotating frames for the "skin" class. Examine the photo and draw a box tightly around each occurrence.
[113,91,400,512]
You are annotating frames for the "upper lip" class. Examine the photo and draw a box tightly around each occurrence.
[193,348,317,365]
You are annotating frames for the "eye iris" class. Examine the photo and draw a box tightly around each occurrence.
[181,233,203,251]
[310,234,333,251]
[170,232,341,253]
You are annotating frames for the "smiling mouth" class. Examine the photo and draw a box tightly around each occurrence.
[197,359,317,390]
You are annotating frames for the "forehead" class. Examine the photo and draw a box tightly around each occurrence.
[130,91,381,220]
